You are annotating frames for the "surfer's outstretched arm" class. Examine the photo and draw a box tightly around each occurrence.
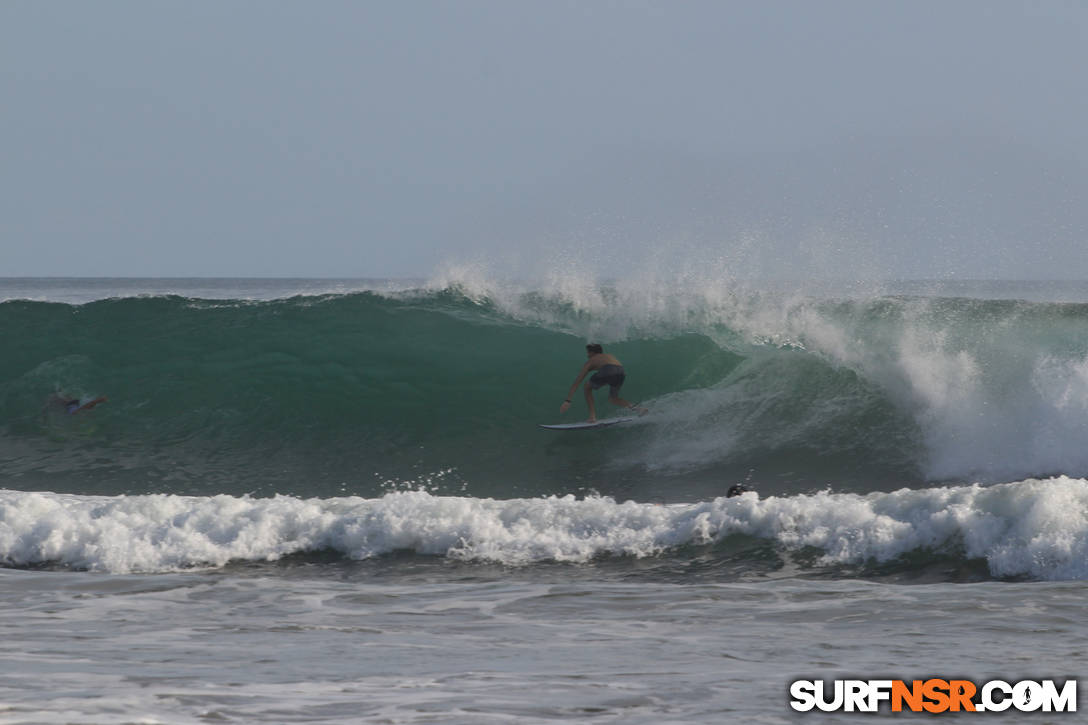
[72,396,108,414]
[560,362,592,413]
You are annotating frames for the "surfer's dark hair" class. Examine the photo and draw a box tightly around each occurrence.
[586,343,603,354]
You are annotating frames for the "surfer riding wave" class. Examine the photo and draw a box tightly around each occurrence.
[559,344,648,422]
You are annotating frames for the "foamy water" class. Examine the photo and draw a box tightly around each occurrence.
[5,477,1087,579]
[2,568,1084,724]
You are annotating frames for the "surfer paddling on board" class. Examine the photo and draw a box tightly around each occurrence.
[559,344,648,423]
[44,393,108,416]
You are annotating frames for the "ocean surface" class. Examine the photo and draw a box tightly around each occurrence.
[2,276,1086,723]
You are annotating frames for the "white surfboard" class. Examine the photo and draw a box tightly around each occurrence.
[538,416,638,431]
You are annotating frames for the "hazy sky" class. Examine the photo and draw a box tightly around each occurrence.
[2,1,1086,279]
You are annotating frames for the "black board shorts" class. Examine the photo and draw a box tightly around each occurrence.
[589,364,626,395]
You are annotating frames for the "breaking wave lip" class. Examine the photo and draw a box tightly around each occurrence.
[429,278,1088,484]
[2,477,1086,581]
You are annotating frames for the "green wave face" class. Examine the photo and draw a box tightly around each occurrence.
[3,288,1088,499]
[0,292,739,497]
